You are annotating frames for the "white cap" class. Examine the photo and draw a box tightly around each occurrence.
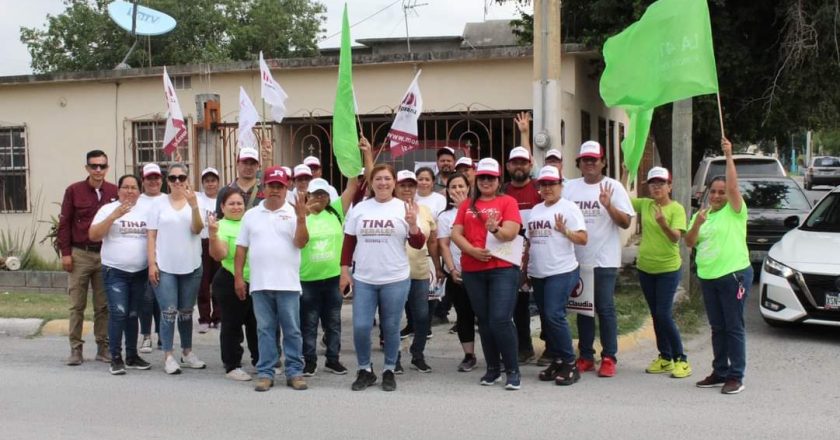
[293,164,313,178]
[308,178,332,194]
[455,157,474,169]
[646,166,671,182]
[537,165,562,182]
[577,141,603,159]
[545,149,563,161]
[397,170,418,183]
[303,156,321,168]
[238,147,260,162]
[475,158,501,177]
[281,166,292,177]
[508,146,531,162]
[200,167,219,178]
[142,163,162,178]
[437,146,456,158]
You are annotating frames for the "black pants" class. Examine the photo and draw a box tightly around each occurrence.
[514,290,533,354]
[212,268,258,373]
[447,274,475,344]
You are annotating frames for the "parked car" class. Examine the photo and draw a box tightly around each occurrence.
[759,185,840,327]
[691,154,786,206]
[803,156,840,190]
[700,176,812,266]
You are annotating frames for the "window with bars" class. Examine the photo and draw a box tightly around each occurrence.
[0,126,28,212]
[132,120,191,178]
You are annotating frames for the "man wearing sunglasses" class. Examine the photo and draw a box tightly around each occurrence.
[58,150,118,366]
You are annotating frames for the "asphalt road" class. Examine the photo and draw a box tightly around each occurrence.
[1,286,839,440]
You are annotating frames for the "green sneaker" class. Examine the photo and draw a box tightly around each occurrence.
[671,360,693,378]
[645,356,674,374]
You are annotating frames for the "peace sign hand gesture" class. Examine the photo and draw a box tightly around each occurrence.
[695,207,710,227]
[599,182,614,209]
[184,183,198,208]
[207,212,219,235]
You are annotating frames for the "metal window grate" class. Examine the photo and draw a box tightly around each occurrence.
[131,120,191,182]
[0,126,29,212]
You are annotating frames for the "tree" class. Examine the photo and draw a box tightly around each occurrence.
[20,0,326,73]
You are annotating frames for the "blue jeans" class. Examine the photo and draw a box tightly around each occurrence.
[153,267,202,352]
[139,283,160,336]
[103,266,147,359]
[407,278,431,361]
[462,267,520,374]
[300,276,342,363]
[638,269,685,361]
[252,290,304,379]
[352,278,410,371]
[577,267,619,361]
[700,266,753,380]
[531,266,580,364]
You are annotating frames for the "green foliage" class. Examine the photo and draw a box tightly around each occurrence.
[20,0,326,73]
[813,129,840,156]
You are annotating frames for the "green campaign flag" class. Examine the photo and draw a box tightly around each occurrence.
[621,109,654,181]
[332,4,361,178]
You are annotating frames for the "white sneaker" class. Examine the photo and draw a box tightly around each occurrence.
[180,352,206,369]
[226,368,252,381]
[164,355,181,375]
[139,336,152,354]
[197,323,210,334]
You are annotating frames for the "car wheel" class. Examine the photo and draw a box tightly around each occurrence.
[762,316,796,328]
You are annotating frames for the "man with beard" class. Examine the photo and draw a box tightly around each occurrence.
[434,147,456,192]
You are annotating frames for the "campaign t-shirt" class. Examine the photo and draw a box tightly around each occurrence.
[93,200,151,273]
[415,192,447,217]
[526,199,586,278]
[197,192,217,239]
[436,208,462,272]
[344,197,411,284]
[407,205,436,280]
[146,196,202,274]
[300,199,344,282]
[504,180,542,225]
[563,176,635,268]
[632,198,687,274]
[236,201,302,292]
[453,195,522,272]
[217,218,249,282]
[689,199,750,280]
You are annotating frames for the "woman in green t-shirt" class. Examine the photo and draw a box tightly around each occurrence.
[208,190,257,382]
[686,137,752,395]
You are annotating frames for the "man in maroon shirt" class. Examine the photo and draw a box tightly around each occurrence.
[58,150,118,366]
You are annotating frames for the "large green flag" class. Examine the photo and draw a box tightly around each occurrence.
[621,109,654,181]
[332,4,361,178]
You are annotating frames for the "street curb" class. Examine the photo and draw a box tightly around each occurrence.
[530,316,655,356]
[0,318,44,337]
[40,319,93,337]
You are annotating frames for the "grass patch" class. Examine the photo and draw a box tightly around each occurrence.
[560,272,649,339]
[0,291,93,321]
[674,275,707,334]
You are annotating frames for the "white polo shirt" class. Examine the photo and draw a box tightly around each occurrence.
[236,200,302,293]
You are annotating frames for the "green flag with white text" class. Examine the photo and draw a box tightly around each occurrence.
[332,4,361,178]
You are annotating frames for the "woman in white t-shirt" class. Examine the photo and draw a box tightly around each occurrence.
[147,164,206,375]
[89,174,152,374]
[340,163,427,392]
[415,167,447,216]
[526,166,588,386]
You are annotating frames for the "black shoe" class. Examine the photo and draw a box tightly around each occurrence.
[538,361,562,382]
[458,354,477,372]
[426,329,433,340]
[381,370,397,391]
[695,373,726,388]
[394,359,404,375]
[480,369,502,385]
[721,379,745,394]
[554,362,580,386]
[400,326,414,340]
[448,324,458,334]
[324,360,348,375]
[351,369,377,391]
[125,355,151,370]
[303,361,317,377]
[109,357,126,375]
[518,350,536,365]
[411,358,432,373]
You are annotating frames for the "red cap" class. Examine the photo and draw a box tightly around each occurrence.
[263,166,290,186]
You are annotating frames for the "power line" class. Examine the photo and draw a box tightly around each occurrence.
[319,0,404,43]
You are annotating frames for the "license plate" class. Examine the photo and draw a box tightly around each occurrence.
[825,292,840,310]
[749,250,767,263]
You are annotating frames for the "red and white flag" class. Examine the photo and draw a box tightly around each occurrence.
[259,51,288,123]
[162,67,187,156]
[386,70,423,158]
[238,87,260,149]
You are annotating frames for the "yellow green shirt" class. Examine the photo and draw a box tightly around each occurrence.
[632,198,686,274]
[689,200,750,280]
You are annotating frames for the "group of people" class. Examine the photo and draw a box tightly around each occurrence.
[58,113,752,395]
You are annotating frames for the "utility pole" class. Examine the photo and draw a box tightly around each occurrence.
[531,0,562,172]
[672,98,692,297]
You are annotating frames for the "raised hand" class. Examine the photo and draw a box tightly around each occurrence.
[294,190,308,218]
[111,202,133,220]
[451,190,468,207]
[260,138,273,165]
[358,137,371,154]
[404,200,418,227]
[695,207,710,227]
[207,213,219,235]
[554,213,567,234]
[514,111,532,134]
[721,136,732,157]
[184,183,198,208]
[599,182,614,209]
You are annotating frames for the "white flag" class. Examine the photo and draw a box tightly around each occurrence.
[386,70,423,158]
[259,52,288,123]
[238,87,260,149]
[162,67,187,155]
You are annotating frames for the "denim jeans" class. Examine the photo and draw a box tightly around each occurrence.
[212,269,258,373]
[252,290,304,379]
[300,276,343,363]
[407,279,431,361]
[352,278,410,371]
[533,286,554,357]
[153,267,202,352]
[532,266,580,364]
[700,266,753,381]
[103,266,147,359]
[462,267,520,374]
[638,269,685,361]
[139,283,160,336]
[577,267,619,361]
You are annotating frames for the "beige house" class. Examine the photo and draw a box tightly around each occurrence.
[0,21,628,260]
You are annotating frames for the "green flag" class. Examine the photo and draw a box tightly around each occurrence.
[332,4,361,178]
[621,109,654,181]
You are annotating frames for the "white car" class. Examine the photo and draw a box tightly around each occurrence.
[759,186,840,327]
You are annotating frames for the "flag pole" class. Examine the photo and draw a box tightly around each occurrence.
[716,93,726,138]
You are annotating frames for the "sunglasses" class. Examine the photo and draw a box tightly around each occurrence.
[167,175,188,183]
[87,163,109,170]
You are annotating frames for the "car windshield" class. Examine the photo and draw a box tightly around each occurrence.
[705,159,782,185]
[802,193,840,232]
[813,157,840,167]
[738,180,811,210]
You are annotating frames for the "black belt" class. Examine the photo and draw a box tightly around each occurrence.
[73,244,101,253]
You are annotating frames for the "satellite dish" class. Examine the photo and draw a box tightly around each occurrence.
[107,0,176,36]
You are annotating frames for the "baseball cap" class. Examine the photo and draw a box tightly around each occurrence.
[238,147,260,163]
[281,166,292,177]
[436,146,456,158]
[545,149,563,161]
[508,146,531,162]
[397,170,418,183]
[308,178,331,194]
[646,166,671,183]
[303,156,321,168]
[455,157,474,169]
[537,165,562,182]
[293,164,313,178]
[200,167,219,178]
[577,141,603,159]
[263,166,290,186]
[475,158,501,177]
[142,163,162,178]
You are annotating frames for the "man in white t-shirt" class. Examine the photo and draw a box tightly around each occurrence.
[235,166,310,392]
[197,167,221,333]
[563,140,635,378]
